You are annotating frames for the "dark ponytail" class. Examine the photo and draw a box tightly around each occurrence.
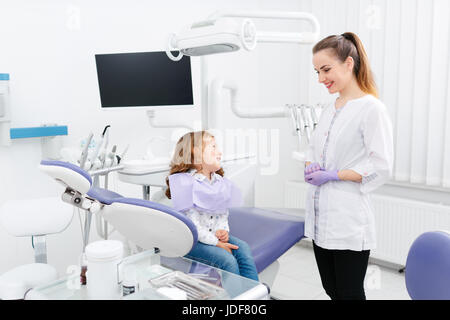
[313,32,378,98]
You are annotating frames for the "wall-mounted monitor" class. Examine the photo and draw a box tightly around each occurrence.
[95,51,194,109]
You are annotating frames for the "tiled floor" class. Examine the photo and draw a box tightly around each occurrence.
[270,243,411,300]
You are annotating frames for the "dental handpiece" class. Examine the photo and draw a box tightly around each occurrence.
[294,106,303,147]
[100,151,107,169]
[103,145,117,168]
[89,125,110,165]
[287,104,298,135]
[101,126,110,156]
[99,126,111,166]
[116,144,130,164]
[89,136,103,165]
[310,105,319,129]
[300,105,311,142]
[79,133,93,169]
[109,145,117,167]
[290,104,302,136]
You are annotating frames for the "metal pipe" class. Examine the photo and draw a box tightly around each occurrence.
[209,78,290,119]
[89,165,124,177]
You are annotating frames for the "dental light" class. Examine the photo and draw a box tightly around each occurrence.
[166,10,320,61]
[167,18,256,61]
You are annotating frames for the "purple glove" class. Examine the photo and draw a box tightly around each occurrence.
[305,170,340,186]
[304,162,322,176]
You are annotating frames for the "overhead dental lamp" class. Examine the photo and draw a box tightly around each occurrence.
[166,10,320,61]
[167,18,257,60]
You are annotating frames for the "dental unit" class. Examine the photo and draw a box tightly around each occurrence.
[31,160,304,299]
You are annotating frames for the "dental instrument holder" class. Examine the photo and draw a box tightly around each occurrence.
[76,126,121,246]
[288,103,323,146]
[288,103,324,163]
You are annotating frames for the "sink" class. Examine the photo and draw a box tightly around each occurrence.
[117,154,257,188]
[117,159,170,187]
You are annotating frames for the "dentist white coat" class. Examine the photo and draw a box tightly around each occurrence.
[305,94,394,251]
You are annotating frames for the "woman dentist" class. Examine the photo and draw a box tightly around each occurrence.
[304,32,394,300]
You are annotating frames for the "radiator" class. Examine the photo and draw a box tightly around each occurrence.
[284,181,450,266]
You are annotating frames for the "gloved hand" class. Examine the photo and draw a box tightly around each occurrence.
[305,169,340,186]
[304,162,322,176]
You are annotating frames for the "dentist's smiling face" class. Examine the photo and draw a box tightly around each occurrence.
[313,48,354,94]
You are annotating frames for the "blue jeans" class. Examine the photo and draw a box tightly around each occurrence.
[185,235,259,281]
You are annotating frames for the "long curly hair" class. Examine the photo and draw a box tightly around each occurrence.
[165,131,224,199]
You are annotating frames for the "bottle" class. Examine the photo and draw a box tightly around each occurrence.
[122,265,138,297]
[79,253,88,285]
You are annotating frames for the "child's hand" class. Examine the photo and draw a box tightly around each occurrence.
[216,241,238,254]
[215,230,229,242]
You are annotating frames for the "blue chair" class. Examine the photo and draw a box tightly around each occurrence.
[405,231,450,300]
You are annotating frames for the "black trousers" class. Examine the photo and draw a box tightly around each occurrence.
[312,241,370,300]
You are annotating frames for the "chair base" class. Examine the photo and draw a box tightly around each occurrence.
[258,260,280,289]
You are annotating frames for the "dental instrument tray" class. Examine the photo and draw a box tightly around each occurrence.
[149,271,228,300]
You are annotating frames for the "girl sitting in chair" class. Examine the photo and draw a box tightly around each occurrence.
[165,131,259,281]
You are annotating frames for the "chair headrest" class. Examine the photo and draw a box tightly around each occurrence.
[405,231,450,300]
[39,160,92,195]
[102,198,198,257]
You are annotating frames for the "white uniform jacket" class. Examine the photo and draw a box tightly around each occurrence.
[305,95,394,251]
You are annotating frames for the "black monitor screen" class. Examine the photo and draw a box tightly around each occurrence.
[95,51,194,108]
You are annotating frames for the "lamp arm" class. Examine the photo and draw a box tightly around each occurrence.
[207,10,320,44]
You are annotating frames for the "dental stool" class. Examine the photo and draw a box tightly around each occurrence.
[0,198,74,299]
[405,231,450,300]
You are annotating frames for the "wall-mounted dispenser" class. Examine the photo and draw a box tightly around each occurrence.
[0,73,11,146]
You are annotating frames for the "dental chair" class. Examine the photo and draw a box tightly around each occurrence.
[228,207,304,286]
[405,231,450,300]
[0,197,74,299]
[38,160,305,290]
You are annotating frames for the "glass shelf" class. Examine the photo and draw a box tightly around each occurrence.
[32,249,266,300]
